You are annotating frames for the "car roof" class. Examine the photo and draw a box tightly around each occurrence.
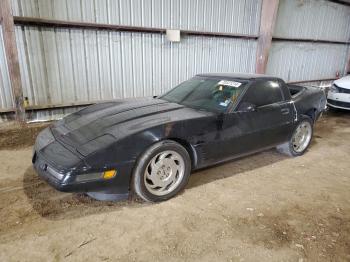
[196,73,281,81]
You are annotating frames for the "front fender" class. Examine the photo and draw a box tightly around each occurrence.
[83,122,183,175]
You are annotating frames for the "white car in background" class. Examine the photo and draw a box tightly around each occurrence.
[327,75,350,110]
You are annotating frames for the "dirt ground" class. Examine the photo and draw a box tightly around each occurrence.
[0,111,349,262]
[0,122,49,149]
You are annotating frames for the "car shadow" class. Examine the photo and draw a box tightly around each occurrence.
[186,110,345,190]
[187,149,288,189]
[23,149,289,221]
[312,110,349,141]
[326,108,350,118]
[22,166,147,221]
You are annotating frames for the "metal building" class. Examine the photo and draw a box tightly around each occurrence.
[1,0,350,122]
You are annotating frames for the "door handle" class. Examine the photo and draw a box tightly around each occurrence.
[281,108,290,115]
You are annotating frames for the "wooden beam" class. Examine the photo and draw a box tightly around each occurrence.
[14,16,166,34]
[272,37,350,45]
[14,16,350,44]
[255,0,280,74]
[13,16,259,40]
[0,0,25,122]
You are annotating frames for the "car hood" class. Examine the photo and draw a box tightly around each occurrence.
[51,98,193,149]
[334,75,350,89]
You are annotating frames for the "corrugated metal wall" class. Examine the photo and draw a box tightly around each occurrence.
[0,26,13,109]
[9,0,261,110]
[11,0,261,35]
[267,0,350,82]
[0,0,262,121]
[266,42,349,82]
[24,106,86,123]
[274,0,350,42]
[15,28,256,107]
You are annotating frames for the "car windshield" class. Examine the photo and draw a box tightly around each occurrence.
[159,77,247,113]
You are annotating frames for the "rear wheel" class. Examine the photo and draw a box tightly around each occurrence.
[277,116,313,157]
[132,140,191,202]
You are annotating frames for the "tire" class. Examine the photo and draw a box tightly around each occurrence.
[132,140,191,202]
[277,116,313,157]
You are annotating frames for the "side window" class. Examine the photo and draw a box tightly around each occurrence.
[240,80,283,107]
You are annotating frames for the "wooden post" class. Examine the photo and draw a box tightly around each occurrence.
[0,0,26,122]
[256,0,280,74]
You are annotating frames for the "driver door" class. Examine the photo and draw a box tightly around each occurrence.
[216,80,294,159]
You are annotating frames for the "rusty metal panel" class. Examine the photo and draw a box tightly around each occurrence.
[11,0,262,35]
[266,42,349,82]
[0,25,14,109]
[274,0,350,42]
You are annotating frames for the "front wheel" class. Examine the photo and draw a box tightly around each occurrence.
[277,116,313,157]
[132,140,191,202]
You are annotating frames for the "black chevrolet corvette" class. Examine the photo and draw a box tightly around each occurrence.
[33,73,326,202]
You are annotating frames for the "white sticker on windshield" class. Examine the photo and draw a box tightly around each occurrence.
[219,99,231,107]
[218,80,242,88]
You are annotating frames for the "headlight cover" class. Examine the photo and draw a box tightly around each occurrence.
[74,170,117,182]
[330,84,339,93]
[75,172,102,182]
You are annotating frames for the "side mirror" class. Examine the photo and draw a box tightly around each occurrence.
[237,102,257,112]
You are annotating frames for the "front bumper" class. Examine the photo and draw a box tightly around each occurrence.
[33,152,70,191]
[33,127,133,195]
[327,99,350,110]
[327,91,350,110]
